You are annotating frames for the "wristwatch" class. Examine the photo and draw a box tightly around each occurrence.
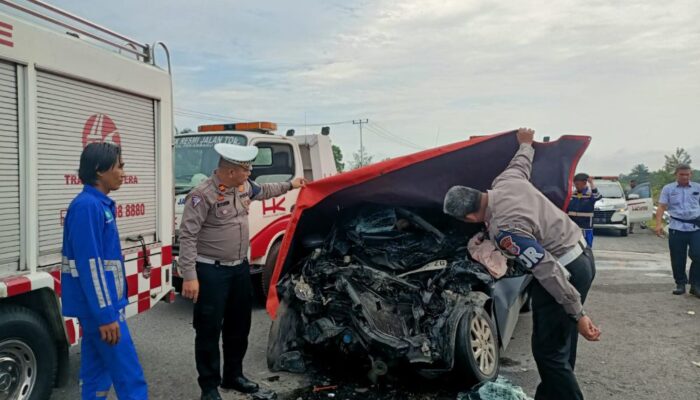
[572,309,587,322]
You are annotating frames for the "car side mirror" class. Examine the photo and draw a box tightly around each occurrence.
[627,193,640,200]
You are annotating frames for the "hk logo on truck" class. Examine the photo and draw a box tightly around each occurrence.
[82,114,122,148]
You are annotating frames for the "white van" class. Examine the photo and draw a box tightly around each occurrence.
[593,179,629,236]
[592,178,654,236]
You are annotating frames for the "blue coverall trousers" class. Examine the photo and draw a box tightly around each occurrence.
[78,311,148,400]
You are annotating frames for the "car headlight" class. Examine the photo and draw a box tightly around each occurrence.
[618,207,628,213]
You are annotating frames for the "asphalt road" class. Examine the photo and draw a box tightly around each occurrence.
[51,227,700,400]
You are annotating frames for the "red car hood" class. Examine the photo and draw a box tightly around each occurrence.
[266,129,590,317]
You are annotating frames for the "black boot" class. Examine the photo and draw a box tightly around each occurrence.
[201,389,222,400]
[221,376,260,394]
[672,284,686,295]
[689,285,699,297]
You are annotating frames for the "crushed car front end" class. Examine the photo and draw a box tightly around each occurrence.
[265,130,590,385]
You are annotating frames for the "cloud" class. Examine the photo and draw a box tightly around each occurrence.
[46,0,700,172]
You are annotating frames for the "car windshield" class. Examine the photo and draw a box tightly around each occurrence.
[595,181,624,198]
[174,134,247,192]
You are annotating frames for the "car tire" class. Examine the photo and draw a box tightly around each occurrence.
[454,306,499,386]
[266,299,303,372]
[0,306,57,400]
[620,228,628,237]
[261,241,282,301]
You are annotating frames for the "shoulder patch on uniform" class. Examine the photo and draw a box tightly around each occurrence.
[495,230,545,269]
[191,195,202,207]
[104,209,114,223]
[498,234,520,256]
[248,178,262,198]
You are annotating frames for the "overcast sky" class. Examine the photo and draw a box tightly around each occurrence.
[45,0,700,174]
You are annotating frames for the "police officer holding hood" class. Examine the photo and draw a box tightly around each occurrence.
[178,143,305,400]
[443,128,601,400]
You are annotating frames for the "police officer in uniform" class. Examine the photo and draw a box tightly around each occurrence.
[178,143,305,400]
[443,128,601,400]
[567,173,602,248]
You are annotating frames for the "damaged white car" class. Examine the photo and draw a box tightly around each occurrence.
[265,131,590,386]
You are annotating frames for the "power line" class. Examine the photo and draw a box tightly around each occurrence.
[369,123,424,149]
[370,122,425,150]
[175,107,356,127]
[364,125,423,151]
[365,124,424,151]
[175,108,252,122]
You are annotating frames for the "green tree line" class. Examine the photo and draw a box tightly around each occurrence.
[618,148,699,201]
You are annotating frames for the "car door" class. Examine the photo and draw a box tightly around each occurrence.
[627,182,653,223]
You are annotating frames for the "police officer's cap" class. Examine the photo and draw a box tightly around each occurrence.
[214,143,258,168]
[443,185,483,219]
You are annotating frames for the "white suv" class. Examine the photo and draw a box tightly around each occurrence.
[592,179,654,236]
[593,179,629,236]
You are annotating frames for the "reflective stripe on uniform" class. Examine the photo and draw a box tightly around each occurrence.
[97,259,113,307]
[567,211,594,218]
[104,260,124,300]
[61,256,79,277]
[89,258,107,308]
[558,236,587,267]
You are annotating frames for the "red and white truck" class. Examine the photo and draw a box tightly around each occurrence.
[0,2,174,399]
[173,122,337,299]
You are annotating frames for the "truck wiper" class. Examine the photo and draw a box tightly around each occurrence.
[175,184,194,195]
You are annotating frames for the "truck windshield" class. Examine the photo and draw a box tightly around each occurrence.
[595,182,624,198]
[174,134,247,193]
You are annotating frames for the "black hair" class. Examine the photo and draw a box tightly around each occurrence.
[573,173,589,182]
[675,164,691,174]
[78,142,122,186]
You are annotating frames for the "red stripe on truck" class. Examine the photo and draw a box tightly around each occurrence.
[161,245,173,266]
[249,215,291,260]
[50,269,61,296]
[65,320,76,344]
[5,276,31,297]
[127,274,138,297]
[150,267,162,289]
[138,292,151,313]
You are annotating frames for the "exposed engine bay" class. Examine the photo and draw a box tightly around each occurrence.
[267,206,530,383]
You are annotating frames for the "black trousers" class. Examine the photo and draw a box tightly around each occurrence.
[193,261,253,391]
[668,229,700,289]
[531,248,596,400]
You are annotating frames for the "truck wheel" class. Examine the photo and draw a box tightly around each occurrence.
[0,306,57,400]
[261,241,282,302]
[454,306,499,387]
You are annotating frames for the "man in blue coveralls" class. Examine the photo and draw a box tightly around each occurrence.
[567,173,602,248]
[61,142,148,399]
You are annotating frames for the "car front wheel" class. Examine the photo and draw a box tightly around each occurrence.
[454,306,499,386]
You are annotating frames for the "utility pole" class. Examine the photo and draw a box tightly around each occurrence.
[353,119,369,166]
